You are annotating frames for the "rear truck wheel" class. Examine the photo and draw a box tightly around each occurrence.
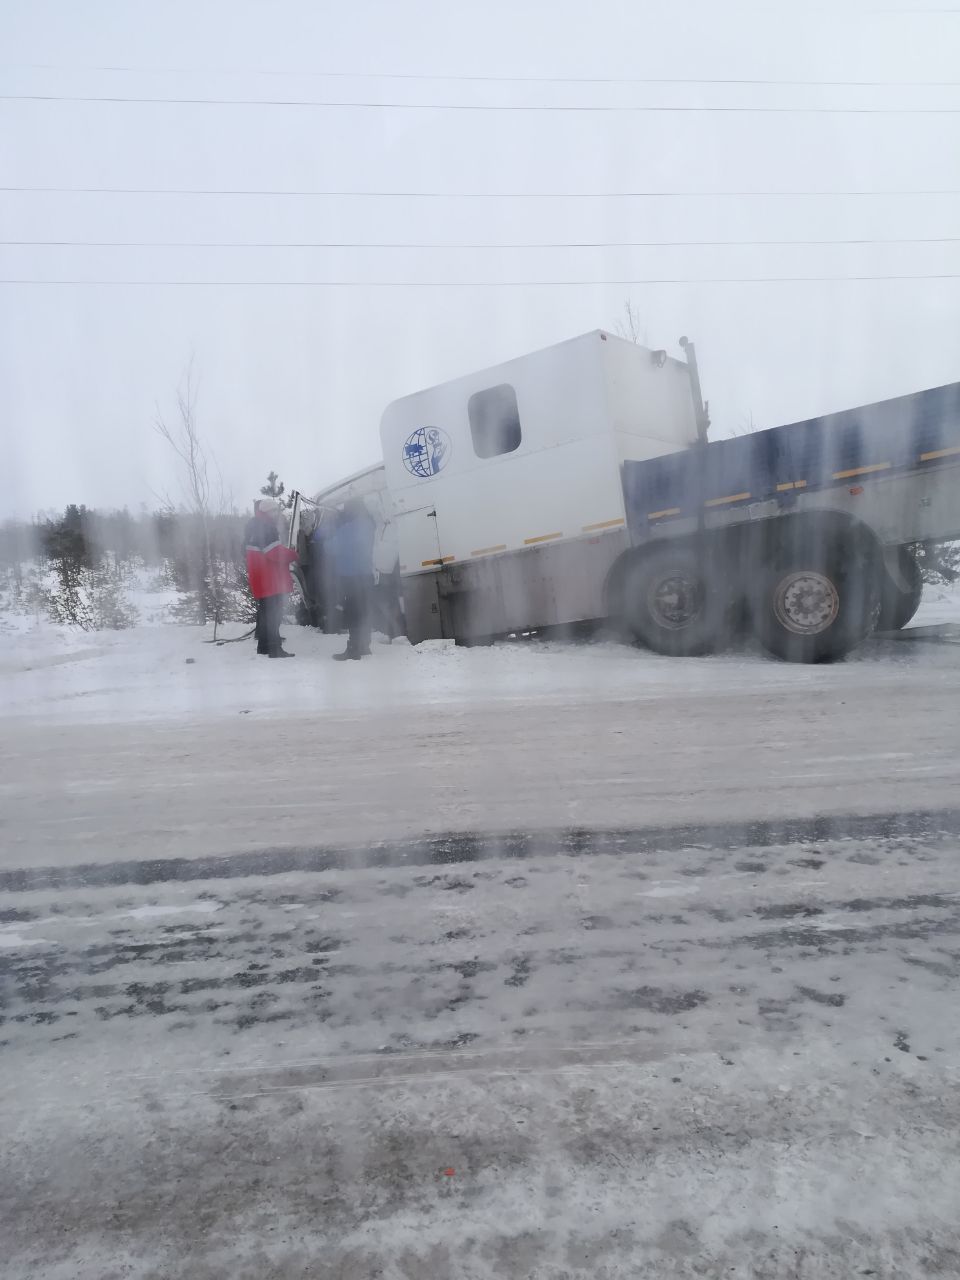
[621,545,730,657]
[751,536,880,663]
[877,545,923,632]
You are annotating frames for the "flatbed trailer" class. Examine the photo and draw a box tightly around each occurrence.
[616,380,960,660]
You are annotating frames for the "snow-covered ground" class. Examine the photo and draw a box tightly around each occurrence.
[2,579,959,728]
[906,577,960,627]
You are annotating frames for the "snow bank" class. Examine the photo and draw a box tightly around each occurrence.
[1,575,958,727]
[911,576,960,627]
[0,617,957,730]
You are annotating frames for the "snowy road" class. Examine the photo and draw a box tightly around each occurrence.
[2,620,960,1275]
[3,814,960,1277]
[2,623,960,869]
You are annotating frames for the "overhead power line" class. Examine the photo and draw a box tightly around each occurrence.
[4,236,960,249]
[1,273,958,287]
[4,185,960,199]
[5,64,960,88]
[4,92,960,114]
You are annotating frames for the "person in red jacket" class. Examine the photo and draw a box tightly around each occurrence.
[245,498,298,658]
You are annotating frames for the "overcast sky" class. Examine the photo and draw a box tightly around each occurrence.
[2,0,959,517]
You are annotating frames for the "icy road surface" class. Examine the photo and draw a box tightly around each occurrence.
[2,606,960,1277]
[3,816,960,1278]
[2,611,960,868]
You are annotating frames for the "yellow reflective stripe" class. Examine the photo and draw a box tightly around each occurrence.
[582,517,626,532]
[647,507,681,520]
[470,544,507,557]
[704,492,751,507]
[776,480,807,491]
[421,555,454,567]
[523,532,563,545]
[920,445,960,462]
[832,462,891,479]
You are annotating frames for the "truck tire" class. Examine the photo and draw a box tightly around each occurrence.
[621,545,730,657]
[751,536,879,663]
[877,545,923,631]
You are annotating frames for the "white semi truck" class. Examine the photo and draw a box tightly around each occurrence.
[293,330,960,662]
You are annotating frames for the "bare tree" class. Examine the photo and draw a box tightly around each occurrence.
[154,360,208,508]
[154,360,223,629]
[614,299,647,345]
[728,410,758,438]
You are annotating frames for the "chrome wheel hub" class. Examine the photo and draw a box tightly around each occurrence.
[774,571,840,635]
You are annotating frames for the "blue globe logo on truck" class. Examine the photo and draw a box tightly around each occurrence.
[402,426,451,478]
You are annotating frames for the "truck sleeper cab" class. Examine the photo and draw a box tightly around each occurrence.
[380,330,698,648]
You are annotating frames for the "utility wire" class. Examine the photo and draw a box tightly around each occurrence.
[5,64,960,87]
[3,236,960,249]
[2,273,958,287]
[4,92,960,114]
[4,185,960,199]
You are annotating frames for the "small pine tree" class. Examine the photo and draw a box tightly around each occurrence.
[87,563,140,630]
[260,471,285,501]
[260,470,295,509]
[41,558,139,631]
[43,504,92,571]
[44,557,94,629]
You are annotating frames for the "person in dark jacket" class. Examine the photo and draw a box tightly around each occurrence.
[328,498,376,661]
[308,514,340,634]
[244,498,298,658]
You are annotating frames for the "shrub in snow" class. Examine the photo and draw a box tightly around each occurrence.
[42,561,139,631]
[0,564,46,623]
[87,565,140,630]
[166,557,256,627]
[914,540,960,586]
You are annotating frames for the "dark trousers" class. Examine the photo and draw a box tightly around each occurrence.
[373,570,405,640]
[255,594,285,656]
[342,578,372,656]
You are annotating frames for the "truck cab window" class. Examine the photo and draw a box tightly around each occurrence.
[468,384,522,458]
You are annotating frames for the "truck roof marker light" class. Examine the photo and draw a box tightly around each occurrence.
[704,492,751,507]
[421,555,455,567]
[582,517,625,532]
[920,445,960,462]
[848,485,864,496]
[523,532,563,545]
[832,462,891,480]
